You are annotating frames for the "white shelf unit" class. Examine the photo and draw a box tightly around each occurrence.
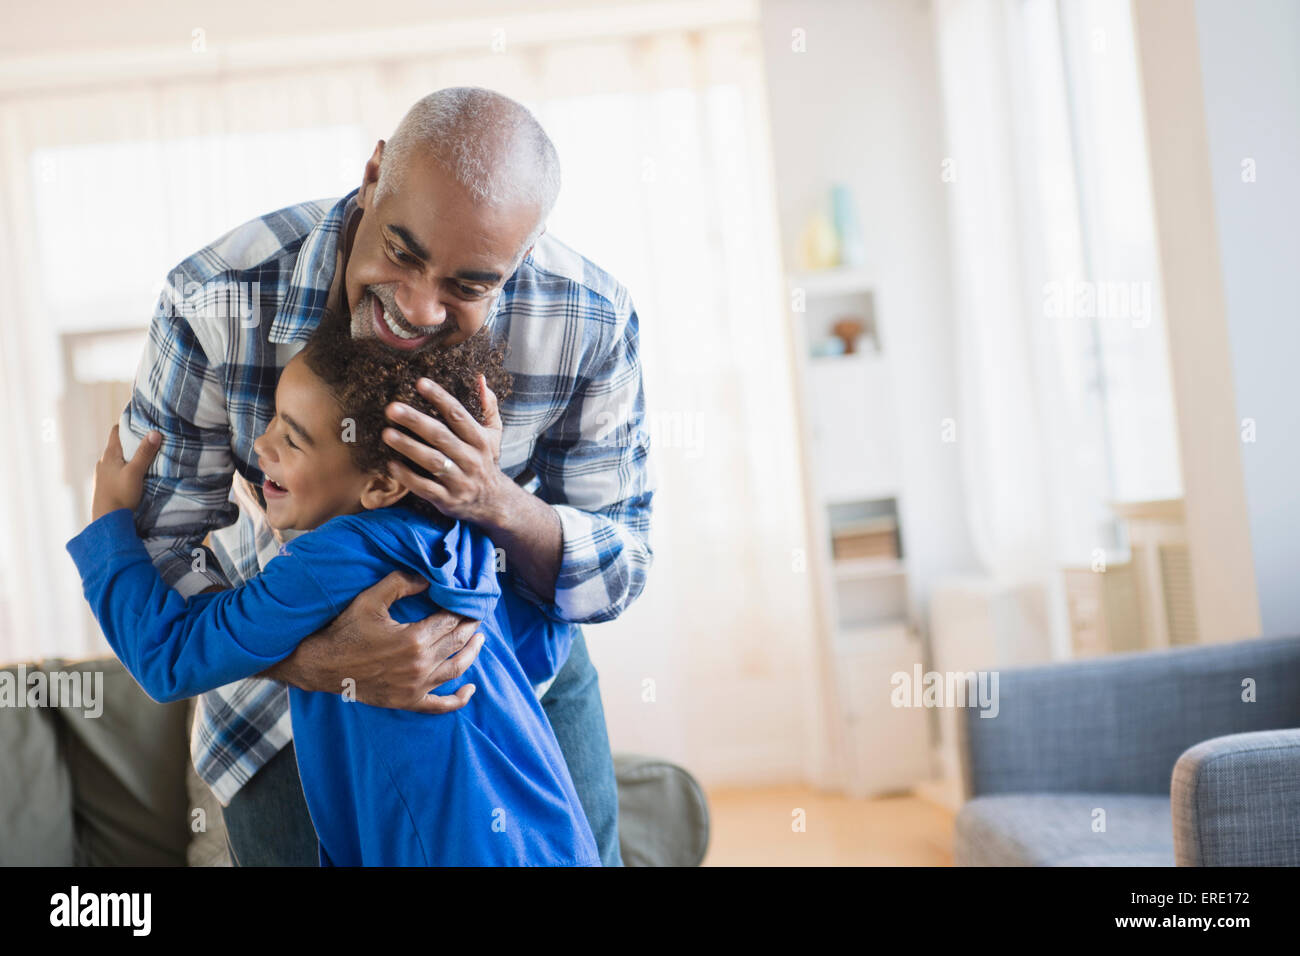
[786,272,932,798]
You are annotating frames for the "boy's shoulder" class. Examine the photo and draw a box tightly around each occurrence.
[279,506,501,617]
[280,504,440,556]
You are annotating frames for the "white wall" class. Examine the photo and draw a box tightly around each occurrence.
[1193,0,1300,639]
[0,0,649,57]
[759,0,976,626]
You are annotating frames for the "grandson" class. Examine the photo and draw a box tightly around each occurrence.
[67,324,599,866]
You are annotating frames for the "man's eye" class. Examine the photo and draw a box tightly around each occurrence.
[455,283,485,298]
[389,244,416,265]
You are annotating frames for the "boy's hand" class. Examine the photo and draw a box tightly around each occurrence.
[92,425,162,521]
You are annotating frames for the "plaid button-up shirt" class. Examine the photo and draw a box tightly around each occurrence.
[118,190,654,804]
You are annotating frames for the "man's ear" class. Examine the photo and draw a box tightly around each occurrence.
[358,464,408,511]
[519,223,546,266]
[514,239,540,274]
[358,140,385,210]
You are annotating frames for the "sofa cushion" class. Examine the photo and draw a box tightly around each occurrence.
[614,753,710,866]
[0,665,76,865]
[48,658,193,865]
[955,792,1175,866]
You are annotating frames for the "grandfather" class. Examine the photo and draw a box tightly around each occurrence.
[119,87,654,867]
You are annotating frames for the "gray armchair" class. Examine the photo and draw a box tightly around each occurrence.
[954,634,1300,866]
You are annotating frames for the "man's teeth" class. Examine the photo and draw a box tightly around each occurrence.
[382,307,422,340]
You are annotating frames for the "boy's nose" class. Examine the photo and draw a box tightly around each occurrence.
[253,433,272,462]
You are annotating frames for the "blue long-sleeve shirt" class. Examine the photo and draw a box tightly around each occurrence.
[67,504,599,867]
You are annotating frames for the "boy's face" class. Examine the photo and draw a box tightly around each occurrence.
[251,354,400,531]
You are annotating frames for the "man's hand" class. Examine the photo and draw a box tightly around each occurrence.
[262,570,485,714]
[382,375,510,528]
[92,425,162,521]
[382,375,564,602]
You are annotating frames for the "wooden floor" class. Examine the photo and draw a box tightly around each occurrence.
[701,785,956,866]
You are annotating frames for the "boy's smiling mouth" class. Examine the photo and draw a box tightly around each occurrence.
[262,475,290,498]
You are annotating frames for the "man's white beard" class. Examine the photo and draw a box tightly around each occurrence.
[349,286,453,350]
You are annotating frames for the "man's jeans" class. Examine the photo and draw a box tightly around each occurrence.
[220,630,623,866]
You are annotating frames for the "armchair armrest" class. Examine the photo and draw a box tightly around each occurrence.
[1172,728,1300,866]
[958,635,1300,798]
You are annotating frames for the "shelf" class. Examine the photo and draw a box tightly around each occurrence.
[787,267,877,298]
[836,621,910,640]
[806,351,882,369]
[832,557,906,581]
[831,621,912,654]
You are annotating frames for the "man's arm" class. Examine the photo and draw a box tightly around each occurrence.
[508,296,655,624]
[385,293,655,625]
[191,576,478,711]
[256,571,481,713]
[122,278,241,597]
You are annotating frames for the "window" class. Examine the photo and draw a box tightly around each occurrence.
[1019,0,1182,561]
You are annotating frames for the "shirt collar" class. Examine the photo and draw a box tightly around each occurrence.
[268,189,359,345]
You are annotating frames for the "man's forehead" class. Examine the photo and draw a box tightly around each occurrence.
[377,163,537,262]
[382,197,523,262]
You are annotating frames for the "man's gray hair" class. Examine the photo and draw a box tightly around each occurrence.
[374,87,561,257]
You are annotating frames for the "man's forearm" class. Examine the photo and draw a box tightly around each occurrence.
[482,478,563,603]
[259,639,321,688]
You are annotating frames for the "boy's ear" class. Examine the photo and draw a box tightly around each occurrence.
[359,465,410,511]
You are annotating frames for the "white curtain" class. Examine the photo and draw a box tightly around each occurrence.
[936,0,1175,558]
[0,10,816,782]
[934,0,1057,581]
[933,0,1180,660]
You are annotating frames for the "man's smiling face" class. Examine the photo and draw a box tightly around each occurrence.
[342,144,541,352]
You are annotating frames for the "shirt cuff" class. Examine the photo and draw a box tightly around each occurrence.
[522,504,628,624]
[66,508,143,573]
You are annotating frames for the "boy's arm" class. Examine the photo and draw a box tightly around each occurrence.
[90,422,485,713]
[67,508,342,704]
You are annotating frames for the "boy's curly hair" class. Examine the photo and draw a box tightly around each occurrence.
[298,316,513,519]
